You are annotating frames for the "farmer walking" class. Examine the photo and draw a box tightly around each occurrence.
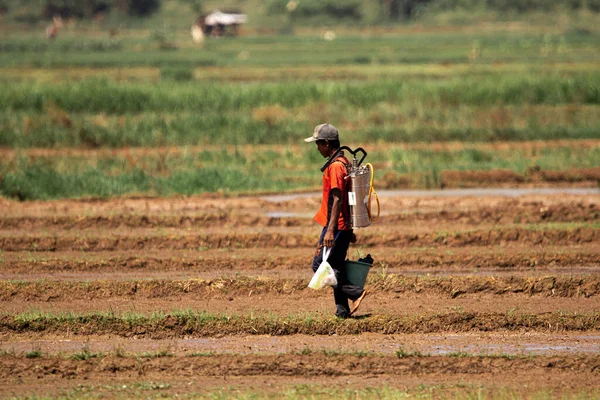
[305,123,367,318]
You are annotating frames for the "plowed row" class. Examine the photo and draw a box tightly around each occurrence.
[1,226,598,252]
[3,353,599,379]
[1,201,598,229]
[2,275,600,301]
[1,192,599,398]
[2,311,600,337]
[2,353,599,398]
[2,247,598,276]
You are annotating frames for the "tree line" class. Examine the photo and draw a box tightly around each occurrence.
[269,0,599,21]
[1,0,598,22]
[0,0,161,19]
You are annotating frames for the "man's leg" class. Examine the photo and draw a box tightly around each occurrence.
[330,230,362,317]
[333,230,366,317]
[312,228,363,317]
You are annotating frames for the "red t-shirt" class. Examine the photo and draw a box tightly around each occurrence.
[314,156,351,231]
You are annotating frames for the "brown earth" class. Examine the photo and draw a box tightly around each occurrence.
[2,275,600,302]
[438,167,600,188]
[1,227,598,252]
[1,199,598,229]
[2,332,600,357]
[1,353,599,399]
[1,192,599,398]
[1,247,598,277]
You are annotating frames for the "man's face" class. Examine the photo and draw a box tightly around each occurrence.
[316,140,329,158]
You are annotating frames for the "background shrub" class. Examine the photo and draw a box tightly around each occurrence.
[160,66,194,82]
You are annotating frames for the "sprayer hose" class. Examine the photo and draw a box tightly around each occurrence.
[365,163,380,222]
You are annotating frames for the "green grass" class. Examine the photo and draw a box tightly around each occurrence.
[0,24,599,200]
[0,30,598,68]
[25,349,42,358]
[2,73,600,114]
[1,144,597,199]
[1,69,599,150]
[2,99,600,148]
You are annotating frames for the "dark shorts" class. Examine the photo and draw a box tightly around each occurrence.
[311,227,353,273]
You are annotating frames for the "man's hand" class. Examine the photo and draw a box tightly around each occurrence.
[323,229,335,248]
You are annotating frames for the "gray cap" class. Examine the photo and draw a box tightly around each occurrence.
[304,123,339,143]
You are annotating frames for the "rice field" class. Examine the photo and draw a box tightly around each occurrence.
[1,15,600,399]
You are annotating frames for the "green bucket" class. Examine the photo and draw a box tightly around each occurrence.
[345,260,372,288]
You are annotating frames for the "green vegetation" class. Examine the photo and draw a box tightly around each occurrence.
[2,0,599,28]
[395,346,424,358]
[2,143,598,199]
[70,348,103,360]
[1,30,599,68]
[25,348,42,358]
[2,0,161,21]
[1,69,600,149]
[0,3,599,200]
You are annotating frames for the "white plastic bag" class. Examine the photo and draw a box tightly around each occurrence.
[308,247,338,290]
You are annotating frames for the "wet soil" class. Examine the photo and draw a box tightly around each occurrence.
[3,332,600,357]
[1,191,599,397]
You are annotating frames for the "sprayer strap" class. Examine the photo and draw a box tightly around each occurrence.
[325,152,346,169]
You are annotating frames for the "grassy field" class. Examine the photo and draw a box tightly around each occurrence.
[1,74,599,149]
[1,142,599,199]
[0,14,599,198]
[1,30,599,68]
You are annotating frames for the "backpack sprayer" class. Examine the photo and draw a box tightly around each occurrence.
[321,146,380,228]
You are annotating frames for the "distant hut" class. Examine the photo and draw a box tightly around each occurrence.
[193,10,247,38]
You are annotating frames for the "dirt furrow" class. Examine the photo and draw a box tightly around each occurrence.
[3,332,599,357]
[2,193,597,220]
[2,275,599,302]
[1,201,597,229]
[1,353,599,381]
[3,294,599,316]
[1,227,597,252]
[2,312,599,337]
[2,248,598,277]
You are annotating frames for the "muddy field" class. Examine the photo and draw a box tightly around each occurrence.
[1,191,599,398]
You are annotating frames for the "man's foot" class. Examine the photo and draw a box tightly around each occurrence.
[336,312,351,319]
[349,290,367,316]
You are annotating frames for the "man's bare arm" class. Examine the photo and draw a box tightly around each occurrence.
[323,188,342,248]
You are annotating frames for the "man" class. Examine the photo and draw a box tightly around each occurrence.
[305,123,367,318]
